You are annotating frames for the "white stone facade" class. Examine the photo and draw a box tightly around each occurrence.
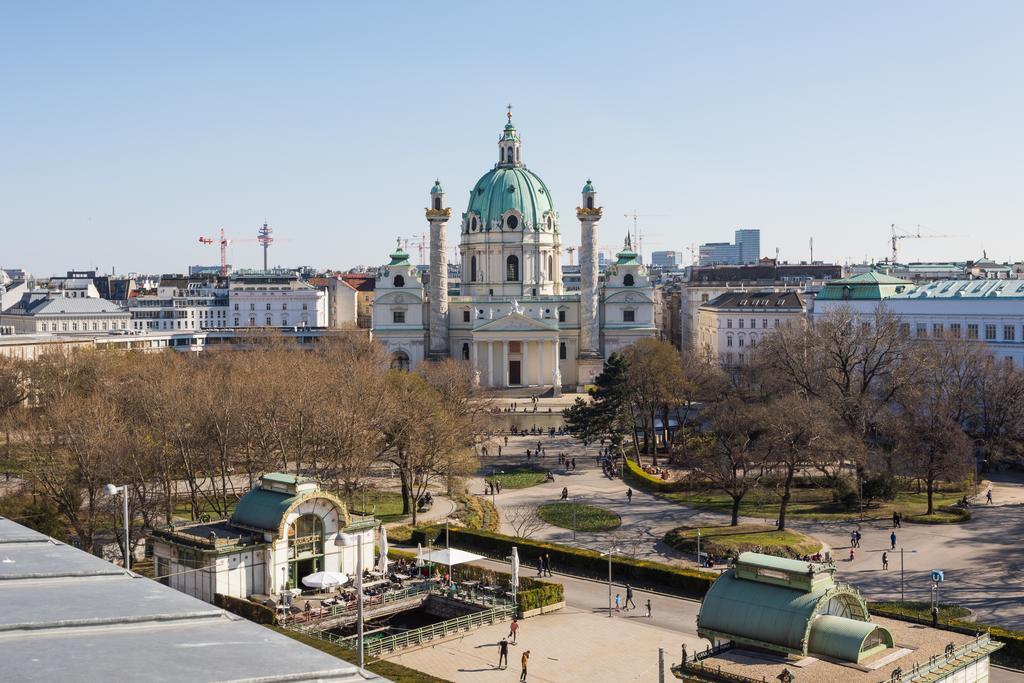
[371,117,657,390]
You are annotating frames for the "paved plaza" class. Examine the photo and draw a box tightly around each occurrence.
[387,602,705,682]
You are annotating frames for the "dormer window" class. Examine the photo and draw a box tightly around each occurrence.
[623,274,635,287]
[394,275,405,288]
[506,215,519,230]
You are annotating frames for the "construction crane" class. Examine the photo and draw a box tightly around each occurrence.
[198,228,260,277]
[889,223,959,262]
[623,210,666,264]
[404,234,428,266]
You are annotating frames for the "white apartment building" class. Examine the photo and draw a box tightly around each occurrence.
[129,276,229,332]
[0,292,130,334]
[697,291,806,366]
[229,270,327,328]
[815,276,1024,367]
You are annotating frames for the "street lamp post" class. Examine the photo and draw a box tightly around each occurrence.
[696,528,702,568]
[600,545,619,618]
[103,483,129,571]
[859,478,866,521]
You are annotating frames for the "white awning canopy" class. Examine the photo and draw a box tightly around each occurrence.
[420,548,484,567]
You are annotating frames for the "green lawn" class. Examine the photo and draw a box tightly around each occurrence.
[538,502,621,532]
[869,601,971,621]
[663,524,822,559]
[485,464,549,489]
[347,490,406,523]
[664,485,970,523]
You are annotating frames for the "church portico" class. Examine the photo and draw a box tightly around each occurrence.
[471,309,559,389]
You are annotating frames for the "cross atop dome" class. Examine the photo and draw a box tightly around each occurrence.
[506,103,513,123]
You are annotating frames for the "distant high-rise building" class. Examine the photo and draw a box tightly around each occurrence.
[698,229,761,266]
[651,250,685,269]
[735,229,761,264]
[698,242,741,266]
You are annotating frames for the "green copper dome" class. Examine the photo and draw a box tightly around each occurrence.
[388,246,410,266]
[582,179,595,193]
[466,166,557,231]
[430,179,444,194]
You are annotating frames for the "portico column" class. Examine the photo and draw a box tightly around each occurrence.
[503,341,510,387]
[539,340,546,389]
[470,340,478,370]
[486,341,493,387]
[522,340,530,386]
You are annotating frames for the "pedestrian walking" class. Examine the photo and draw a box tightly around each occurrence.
[498,445,502,456]
[987,488,993,504]
[896,512,902,528]
[614,593,621,612]
[543,553,552,577]
[537,556,543,575]
[508,617,519,644]
[849,547,856,561]
[497,480,502,494]
[850,531,857,548]
[504,435,508,447]
[520,650,530,682]
[497,638,509,669]
[882,552,889,570]
[892,511,899,528]
[625,584,636,610]
[626,488,633,504]
[571,457,576,470]
[890,531,897,550]
[645,599,652,618]
[855,530,862,548]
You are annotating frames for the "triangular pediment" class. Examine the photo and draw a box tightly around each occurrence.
[473,312,558,332]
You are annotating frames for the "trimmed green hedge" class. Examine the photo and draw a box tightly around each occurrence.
[215,593,276,625]
[623,458,689,494]
[426,527,714,599]
[869,602,1024,669]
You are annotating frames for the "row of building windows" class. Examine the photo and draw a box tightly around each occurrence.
[233,302,309,311]
[725,318,784,330]
[40,320,127,332]
[900,322,1021,342]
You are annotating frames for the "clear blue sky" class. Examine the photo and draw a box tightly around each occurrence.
[2,1,1021,276]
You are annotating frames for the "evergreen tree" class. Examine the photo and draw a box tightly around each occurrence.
[562,353,635,459]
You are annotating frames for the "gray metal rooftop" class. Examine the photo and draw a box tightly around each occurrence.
[0,516,387,682]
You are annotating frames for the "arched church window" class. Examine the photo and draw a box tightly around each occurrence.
[470,256,478,282]
[548,255,553,278]
[506,215,519,230]
[507,148,514,163]
[433,197,441,210]
[623,274,635,287]
[586,197,594,209]
[471,216,478,231]
[391,350,410,371]
[462,343,470,360]
[506,255,519,281]
[394,274,405,287]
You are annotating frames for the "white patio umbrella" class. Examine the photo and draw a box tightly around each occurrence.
[301,571,349,589]
[416,543,424,568]
[377,526,389,575]
[510,546,520,596]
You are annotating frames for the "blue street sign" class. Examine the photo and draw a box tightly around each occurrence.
[931,570,944,583]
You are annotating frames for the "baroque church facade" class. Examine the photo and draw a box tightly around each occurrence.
[372,113,656,392]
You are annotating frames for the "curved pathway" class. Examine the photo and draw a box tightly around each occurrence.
[475,433,1024,629]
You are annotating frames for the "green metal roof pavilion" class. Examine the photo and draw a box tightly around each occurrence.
[697,552,892,664]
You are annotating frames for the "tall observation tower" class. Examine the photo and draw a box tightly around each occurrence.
[257,222,274,271]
